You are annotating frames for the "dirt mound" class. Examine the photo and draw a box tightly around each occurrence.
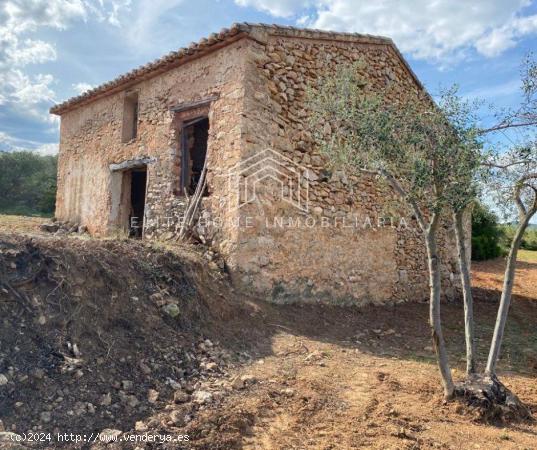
[0,235,249,448]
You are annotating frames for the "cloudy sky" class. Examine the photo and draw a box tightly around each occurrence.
[1,0,536,155]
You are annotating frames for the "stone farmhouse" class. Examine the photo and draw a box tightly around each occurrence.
[50,23,460,305]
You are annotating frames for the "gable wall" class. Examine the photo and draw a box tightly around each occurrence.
[228,32,460,304]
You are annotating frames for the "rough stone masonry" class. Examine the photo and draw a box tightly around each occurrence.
[50,23,462,305]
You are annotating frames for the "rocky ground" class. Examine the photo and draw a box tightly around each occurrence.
[1,215,537,449]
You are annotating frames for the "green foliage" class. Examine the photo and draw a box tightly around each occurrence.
[471,202,503,260]
[307,62,483,226]
[472,235,502,261]
[523,227,537,250]
[500,223,537,251]
[0,151,57,216]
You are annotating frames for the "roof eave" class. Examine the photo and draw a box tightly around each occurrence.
[49,23,429,115]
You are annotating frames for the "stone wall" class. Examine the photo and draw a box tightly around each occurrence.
[55,39,248,250]
[228,30,460,304]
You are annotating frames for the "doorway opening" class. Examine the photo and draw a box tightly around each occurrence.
[181,117,209,196]
[129,168,147,238]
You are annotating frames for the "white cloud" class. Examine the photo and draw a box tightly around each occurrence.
[3,0,87,33]
[12,73,55,105]
[80,0,132,26]
[235,0,313,18]
[235,0,537,62]
[4,38,57,66]
[475,14,537,57]
[122,0,183,51]
[0,0,85,127]
[0,131,19,151]
[0,0,132,105]
[106,0,132,26]
[0,131,57,154]
[72,82,94,94]
[34,142,59,155]
[1,0,132,32]
[0,1,133,154]
[0,27,57,70]
[0,70,55,114]
[0,0,132,154]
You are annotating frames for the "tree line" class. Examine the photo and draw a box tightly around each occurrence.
[0,151,57,216]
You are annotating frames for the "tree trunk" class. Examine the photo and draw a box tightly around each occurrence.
[453,209,476,375]
[425,223,455,399]
[485,214,532,375]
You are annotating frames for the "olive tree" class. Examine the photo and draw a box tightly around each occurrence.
[444,145,537,421]
[484,146,537,376]
[307,64,482,399]
[479,54,537,380]
[429,56,536,418]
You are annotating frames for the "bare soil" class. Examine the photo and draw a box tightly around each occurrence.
[1,215,537,449]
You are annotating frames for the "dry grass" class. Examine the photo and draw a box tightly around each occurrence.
[519,249,537,263]
[0,214,47,234]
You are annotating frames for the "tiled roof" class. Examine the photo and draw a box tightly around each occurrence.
[50,23,423,115]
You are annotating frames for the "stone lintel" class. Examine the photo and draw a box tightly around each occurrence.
[109,157,156,172]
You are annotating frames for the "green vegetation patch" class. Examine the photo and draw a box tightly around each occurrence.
[0,151,57,217]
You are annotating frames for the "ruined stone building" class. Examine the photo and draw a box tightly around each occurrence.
[50,23,460,304]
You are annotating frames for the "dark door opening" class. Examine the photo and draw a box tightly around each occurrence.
[181,117,209,195]
[130,168,147,238]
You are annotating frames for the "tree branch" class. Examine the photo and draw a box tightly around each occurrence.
[519,172,537,183]
[531,186,537,213]
[377,167,427,230]
[479,120,537,135]
[482,161,529,169]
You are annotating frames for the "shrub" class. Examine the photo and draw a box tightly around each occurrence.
[472,235,502,260]
[471,201,503,260]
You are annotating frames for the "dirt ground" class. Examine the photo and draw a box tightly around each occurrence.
[472,255,537,301]
[1,215,537,450]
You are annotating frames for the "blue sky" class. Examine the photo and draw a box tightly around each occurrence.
[1,0,536,155]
